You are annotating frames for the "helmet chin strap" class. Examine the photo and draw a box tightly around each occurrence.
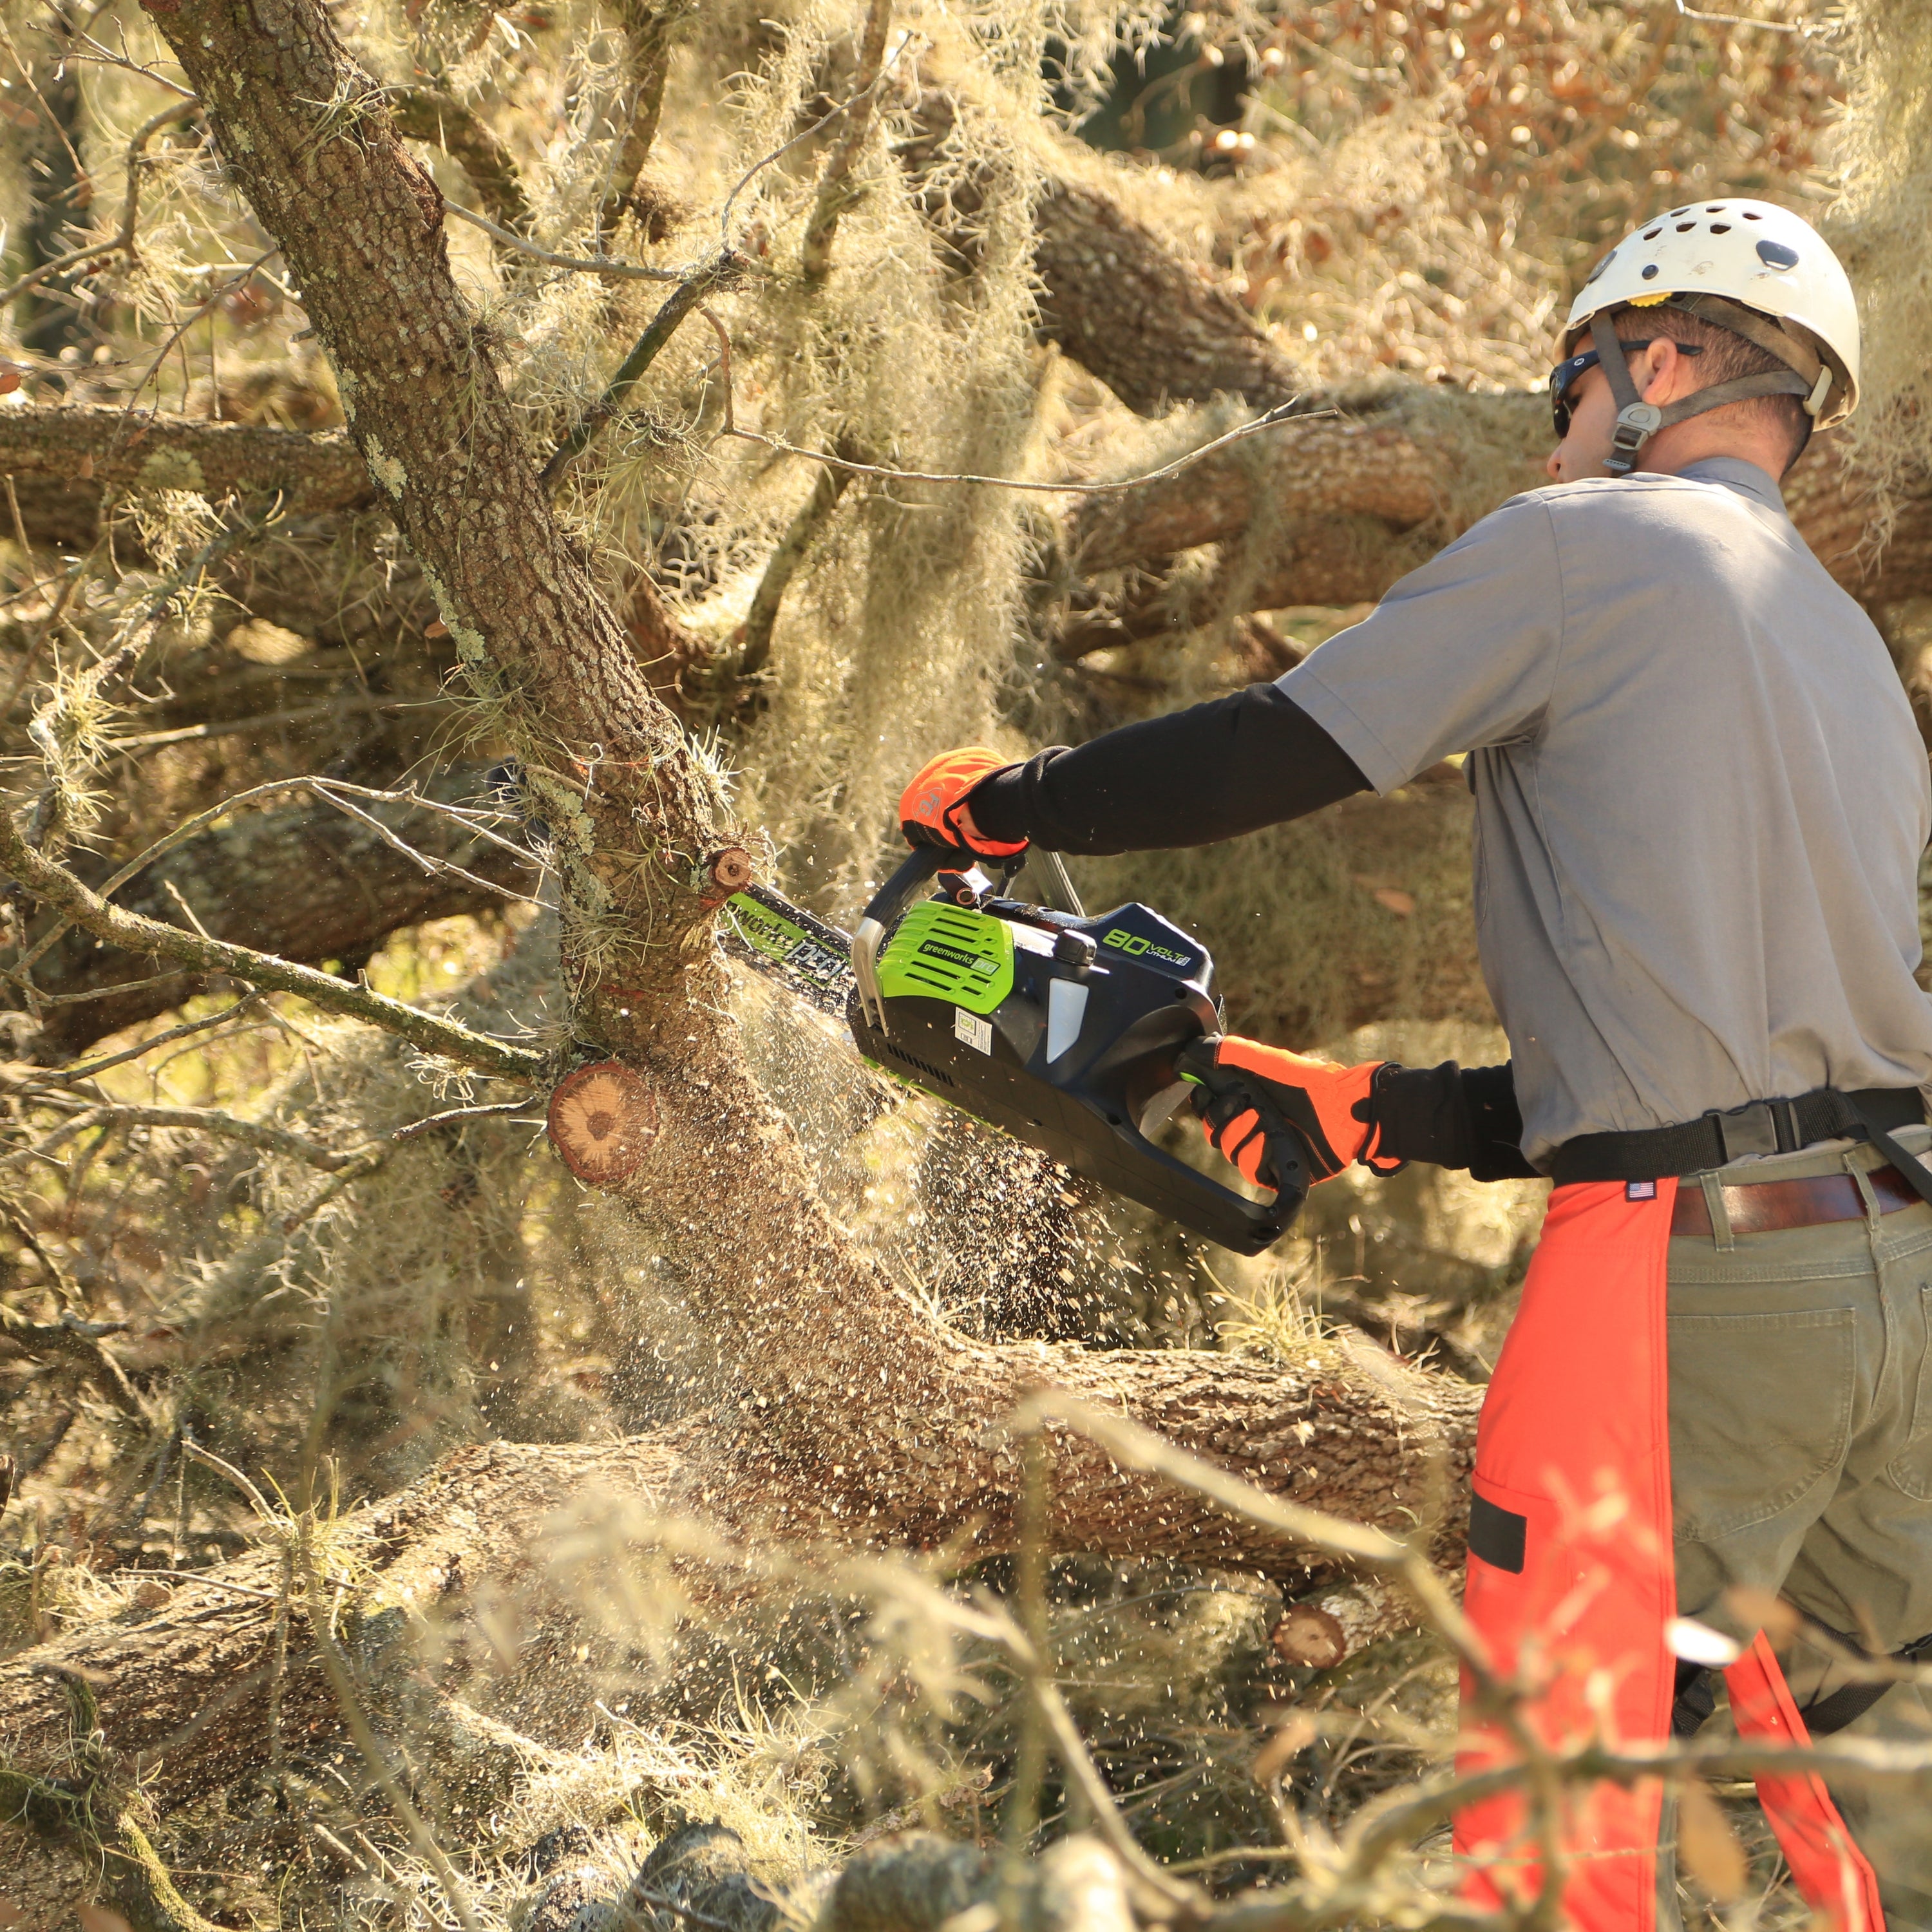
[1589,310,1817,477]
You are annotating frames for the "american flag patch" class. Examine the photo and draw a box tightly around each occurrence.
[1626,1179,1658,1201]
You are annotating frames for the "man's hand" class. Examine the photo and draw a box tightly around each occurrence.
[1179,1037,1396,1194]
[900,747,1028,858]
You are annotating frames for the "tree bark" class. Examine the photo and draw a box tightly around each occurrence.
[0,404,374,532]
[10,764,536,1057]
[1034,178,1306,415]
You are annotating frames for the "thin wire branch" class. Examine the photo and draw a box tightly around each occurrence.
[1672,0,1815,32]
[725,397,1320,497]
[115,1570,280,1602]
[718,29,918,246]
[180,1434,278,1520]
[0,98,200,310]
[305,784,544,907]
[71,31,198,97]
[0,1298,150,1422]
[7,992,260,1092]
[443,199,686,283]
[103,692,425,751]
[391,1099,533,1141]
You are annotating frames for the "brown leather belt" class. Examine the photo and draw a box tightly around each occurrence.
[1671,1163,1921,1238]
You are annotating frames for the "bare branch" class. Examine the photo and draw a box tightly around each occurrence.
[6,992,261,1090]
[20,1100,368,1174]
[717,31,918,246]
[542,256,738,483]
[442,200,684,282]
[0,1291,151,1424]
[0,808,545,1081]
[391,1099,533,1140]
[800,0,893,285]
[0,99,200,310]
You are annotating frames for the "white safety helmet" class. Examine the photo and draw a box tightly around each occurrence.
[1558,198,1860,473]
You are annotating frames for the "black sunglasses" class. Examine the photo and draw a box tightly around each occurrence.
[1549,339,1705,438]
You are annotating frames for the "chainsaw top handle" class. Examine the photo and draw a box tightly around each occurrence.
[853,847,947,1033]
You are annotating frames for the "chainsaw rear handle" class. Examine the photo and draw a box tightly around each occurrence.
[853,847,949,1034]
[1175,1035,1314,1205]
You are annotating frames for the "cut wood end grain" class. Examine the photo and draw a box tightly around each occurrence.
[1270,1603,1347,1669]
[547,1061,658,1184]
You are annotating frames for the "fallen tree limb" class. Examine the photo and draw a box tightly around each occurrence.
[0,403,372,517]
[1035,178,1307,415]
[1057,388,1932,628]
[0,808,544,1081]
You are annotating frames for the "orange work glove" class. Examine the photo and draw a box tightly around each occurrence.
[899,746,1028,858]
[1180,1036,1398,1194]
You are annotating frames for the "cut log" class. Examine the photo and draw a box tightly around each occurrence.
[547,1061,659,1182]
[1271,1577,1416,1669]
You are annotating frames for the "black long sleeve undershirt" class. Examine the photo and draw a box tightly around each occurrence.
[962,687,1537,1179]
[967,683,1371,855]
[1373,1061,1541,1180]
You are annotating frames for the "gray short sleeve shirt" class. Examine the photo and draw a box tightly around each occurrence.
[1280,455,1932,1168]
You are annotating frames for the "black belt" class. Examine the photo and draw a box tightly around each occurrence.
[1551,1085,1932,1202]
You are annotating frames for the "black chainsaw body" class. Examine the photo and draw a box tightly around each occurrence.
[847,849,1299,1253]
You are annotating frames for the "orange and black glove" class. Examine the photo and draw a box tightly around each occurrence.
[1179,1036,1402,1195]
[899,746,1028,859]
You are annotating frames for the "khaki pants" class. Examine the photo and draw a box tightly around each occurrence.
[1666,1131,1932,1922]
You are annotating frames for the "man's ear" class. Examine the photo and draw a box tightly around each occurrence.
[1638,337,1683,403]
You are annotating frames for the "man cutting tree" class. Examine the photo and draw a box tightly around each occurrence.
[901,202,1932,1928]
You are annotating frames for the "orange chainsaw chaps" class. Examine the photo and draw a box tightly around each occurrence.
[1454,1179,1679,1931]
[1452,1177,1886,1931]
[1725,1633,1884,1932]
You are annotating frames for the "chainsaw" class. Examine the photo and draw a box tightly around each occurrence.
[716,846,1300,1253]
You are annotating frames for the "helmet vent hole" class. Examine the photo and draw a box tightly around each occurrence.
[1706,204,1726,212]
[1741,210,1762,220]
[1643,225,1662,239]
[1675,221,1696,231]
[1709,222,1730,234]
